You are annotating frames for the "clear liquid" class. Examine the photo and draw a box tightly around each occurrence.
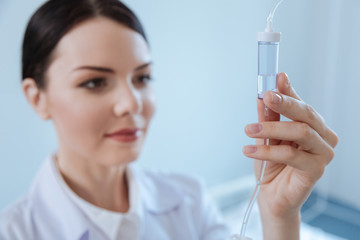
[257,74,277,99]
[258,42,279,75]
[258,41,279,99]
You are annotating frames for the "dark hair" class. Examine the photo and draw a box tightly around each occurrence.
[22,0,148,89]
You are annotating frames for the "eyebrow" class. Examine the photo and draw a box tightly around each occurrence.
[134,62,153,71]
[71,62,153,74]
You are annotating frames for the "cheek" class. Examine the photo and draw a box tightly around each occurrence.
[143,89,156,124]
[49,92,108,149]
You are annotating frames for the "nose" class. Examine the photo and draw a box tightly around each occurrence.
[113,82,142,117]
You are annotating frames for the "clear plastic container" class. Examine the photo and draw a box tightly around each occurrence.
[257,41,279,99]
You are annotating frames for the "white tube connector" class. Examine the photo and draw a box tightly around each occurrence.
[257,0,284,42]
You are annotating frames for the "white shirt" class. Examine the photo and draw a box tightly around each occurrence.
[0,153,230,240]
[54,156,141,240]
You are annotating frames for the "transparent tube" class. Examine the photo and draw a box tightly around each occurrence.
[257,41,279,99]
[231,129,270,240]
[266,0,285,29]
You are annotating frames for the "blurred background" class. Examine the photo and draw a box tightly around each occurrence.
[0,0,359,239]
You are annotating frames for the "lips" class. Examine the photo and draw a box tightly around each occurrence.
[105,128,142,143]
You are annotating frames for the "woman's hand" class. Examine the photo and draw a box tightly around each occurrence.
[243,73,338,240]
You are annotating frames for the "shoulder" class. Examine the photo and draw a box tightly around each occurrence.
[0,196,34,239]
[132,165,208,211]
[142,167,206,197]
[1,196,30,223]
[132,166,230,239]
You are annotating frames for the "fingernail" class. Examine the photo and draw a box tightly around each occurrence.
[245,123,262,134]
[243,146,257,154]
[271,92,282,104]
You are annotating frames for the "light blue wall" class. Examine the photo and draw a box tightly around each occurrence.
[303,0,360,210]
[0,0,59,209]
[0,0,357,211]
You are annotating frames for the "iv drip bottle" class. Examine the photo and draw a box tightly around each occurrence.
[257,28,281,99]
[231,2,284,240]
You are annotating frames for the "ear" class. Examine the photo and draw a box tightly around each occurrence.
[22,78,51,120]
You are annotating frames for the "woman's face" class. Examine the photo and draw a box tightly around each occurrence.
[43,17,156,166]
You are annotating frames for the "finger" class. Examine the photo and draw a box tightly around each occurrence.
[277,72,302,101]
[245,122,334,157]
[257,98,279,122]
[257,99,281,146]
[243,144,326,177]
[257,73,297,122]
[263,91,338,148]
[272,72,338,148]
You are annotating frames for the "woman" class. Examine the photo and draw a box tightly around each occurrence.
[0,0,338,239]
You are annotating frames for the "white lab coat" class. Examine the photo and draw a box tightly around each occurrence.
[0,153,230,240]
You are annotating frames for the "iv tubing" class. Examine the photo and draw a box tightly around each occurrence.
[236,1,285,238]
[266,0,284,33]
[267,0,284,22]
[239,106,270,239]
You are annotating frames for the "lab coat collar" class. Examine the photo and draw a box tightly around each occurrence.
[27,154,92,240]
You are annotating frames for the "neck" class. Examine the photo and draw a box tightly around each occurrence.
[56,149,130,213]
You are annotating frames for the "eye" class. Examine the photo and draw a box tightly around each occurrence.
[80,78,107,89]
[133,74,153,85]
